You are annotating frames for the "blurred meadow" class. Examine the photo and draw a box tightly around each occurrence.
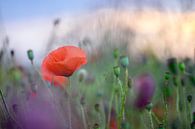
[1,0,195,129]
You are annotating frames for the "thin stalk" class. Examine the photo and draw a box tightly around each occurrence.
[80,105,87,129]
[107,82,115,129]
[118,68,128,128]
[162,84,168,128]
[186,101,192,129]
[68,78,72,129]
[152,112,161,125]
[149,111,155,129]
[176,86,180,117]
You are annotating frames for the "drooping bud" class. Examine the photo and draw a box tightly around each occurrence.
[133,74,156,109]
[167,58,178,75]
[27,49,34,63]
[113,66,120,77]
[119,56,129,68]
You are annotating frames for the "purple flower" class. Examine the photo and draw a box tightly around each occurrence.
[5,86,83,129]
[133,73,156,109]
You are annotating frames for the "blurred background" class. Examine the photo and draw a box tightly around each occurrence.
[1,0,195,64]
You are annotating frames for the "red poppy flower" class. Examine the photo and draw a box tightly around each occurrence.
[41,46,87,87]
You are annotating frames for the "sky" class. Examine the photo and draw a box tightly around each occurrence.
[0,0,92,22]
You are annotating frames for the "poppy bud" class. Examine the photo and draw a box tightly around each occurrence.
[96,91,103,98]
[27,49,34,62]
[93,123,100,129]
[133,74,155,109]
[80,96,85,105]
[164,71,170,80]
[120,56,129,68]
[167,58,178,75]
[178,62,185,73]
[53,18,60,26]
[77,69,88,82]
[10,49,14,57]
[146,103,153,111]
[187,95,192,103]
[113,66,120,77]
[94,103,100,112]
[113,48,119,59]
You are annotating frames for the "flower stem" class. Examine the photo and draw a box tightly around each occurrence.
[80,105,87,129]
[118,68,128,128]
[107,81,115,129]
[149,111,155,129]
[68,77,72,129]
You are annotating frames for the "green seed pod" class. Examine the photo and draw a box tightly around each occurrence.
[113,48,119,59]
[77,69,88,82]
[187,95,192,103]
[113,66,120,77]
[178,62,185,73]
[146,103,153,111]
[164,71,170,80]
[120,56,129,68]
[27,49,34,61]
[167,58,178,75]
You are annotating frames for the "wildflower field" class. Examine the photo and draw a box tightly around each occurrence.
[1,0,195,129]
[0,39,195,129]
